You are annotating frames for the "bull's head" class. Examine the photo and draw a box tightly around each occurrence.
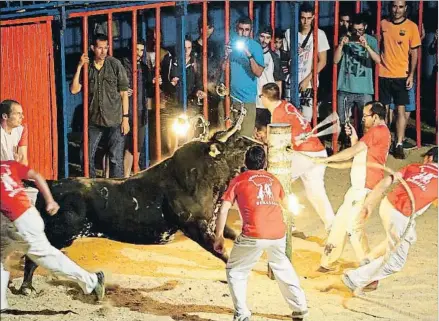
[208,101,262,176]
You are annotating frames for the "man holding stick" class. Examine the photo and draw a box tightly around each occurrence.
[314,101,391,272]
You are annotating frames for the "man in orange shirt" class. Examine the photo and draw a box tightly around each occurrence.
[315,101,391,272]
[0,161,105,311]
[259,83,334,232]
[379,1,421,159]
[343,147,438,292]
[214,146,308,321]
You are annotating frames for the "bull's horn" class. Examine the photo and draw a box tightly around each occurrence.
[216,124,241,143]
[216,99,246,143]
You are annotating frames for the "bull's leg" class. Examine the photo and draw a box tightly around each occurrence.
[223,224,238,241]
[18,256,38,295]
[182,220,229,263]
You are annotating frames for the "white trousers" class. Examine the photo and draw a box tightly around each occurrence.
[321,187,370,268]
[0,207,97,310]
[346,197,416,288]
[226,235,308,319]
[290,150,335,231]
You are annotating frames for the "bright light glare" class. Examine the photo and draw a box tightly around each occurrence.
[172,114,190,137]
[235,40,245,51]
[287,193,302,216]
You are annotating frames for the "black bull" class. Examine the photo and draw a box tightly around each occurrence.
[1,132,260,293]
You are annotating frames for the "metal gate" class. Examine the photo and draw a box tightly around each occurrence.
[0,16,58,179]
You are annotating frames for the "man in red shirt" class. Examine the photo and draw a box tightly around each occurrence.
[214,146,308,321]
[0,161,105,311]
[315,101,391,272]
[259,83,334,232]
[343,147,438,291]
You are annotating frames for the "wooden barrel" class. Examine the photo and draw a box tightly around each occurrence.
[267,123,293,265]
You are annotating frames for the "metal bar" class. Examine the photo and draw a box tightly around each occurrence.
[224,0,231,128]
[353,0,361,132]
[355,1,361,13]
[68,2,176,18]
[249,0,253,38]
[47,21,58,179]
[0,1,58,13]
[375,1,381,100]
[332,0,339,153]
[60,7,69,177]
[416,1,423,148]
[132,10,139,173]
[0,15,54,26]
[290,1,299,107]
[155,8,162,161]
[312,0,319,127]
[107,13,113,56]
[0,9,59,20]
[141,11,149,168]
[270,0,275,51]
[202,0,208,119]
[177,2,187,112]
[82,16,89,177]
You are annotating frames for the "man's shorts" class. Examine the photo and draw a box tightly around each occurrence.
[379,77,410,107]
[389,80,416,112]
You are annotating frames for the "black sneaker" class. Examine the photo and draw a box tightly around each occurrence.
[393,144,406,159]
[93,271,105,301]
[402,139,416,150]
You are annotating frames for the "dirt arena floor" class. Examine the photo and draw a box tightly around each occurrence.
[1,147,437,321]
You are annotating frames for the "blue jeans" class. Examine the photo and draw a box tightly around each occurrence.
[337,91,373,125]
[88,124,125,178]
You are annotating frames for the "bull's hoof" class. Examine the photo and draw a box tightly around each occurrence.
[18,285,37,296]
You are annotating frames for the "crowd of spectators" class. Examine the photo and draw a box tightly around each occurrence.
[60,0,438,177]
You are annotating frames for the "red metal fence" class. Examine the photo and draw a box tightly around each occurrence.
[0,16,58,179]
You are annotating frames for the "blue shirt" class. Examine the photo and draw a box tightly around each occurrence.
[229,35,264,103]
[337,34,378,95]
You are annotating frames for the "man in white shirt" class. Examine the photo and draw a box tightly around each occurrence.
[1,100,28,165]
[0,99,37,204]
[284,3,330,122]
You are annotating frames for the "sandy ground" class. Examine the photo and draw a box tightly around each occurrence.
[1,147,438,321]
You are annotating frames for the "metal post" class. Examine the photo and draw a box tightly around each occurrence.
[355,1,361,14]
[176,1,187,112]
[270,0,275,51]
[82,16,89,177]
[375,1,381,101]
[332,1,339,153]
[60,6,69,177]
[416,1,423,148]
[107,13,113,56]
[141,11,150,168]
[224,0,231,128]
[312,0,319,127]
[155,8,162,161]
[249,0,253,38]
[202,1,208,119]
[290,1,299,107]
[132,10,139,173]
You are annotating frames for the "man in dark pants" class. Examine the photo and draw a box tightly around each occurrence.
[121,40,148,177]
[71,34,130,178]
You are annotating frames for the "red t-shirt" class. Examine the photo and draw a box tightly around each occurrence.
[388,163,438,217]
[271,101,325,152]
[222,170,286,239]
[351,125,391,189]
[0,161,32,221]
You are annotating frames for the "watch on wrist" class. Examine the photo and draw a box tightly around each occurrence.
[123,114,129,118]
[247,55,254,60]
